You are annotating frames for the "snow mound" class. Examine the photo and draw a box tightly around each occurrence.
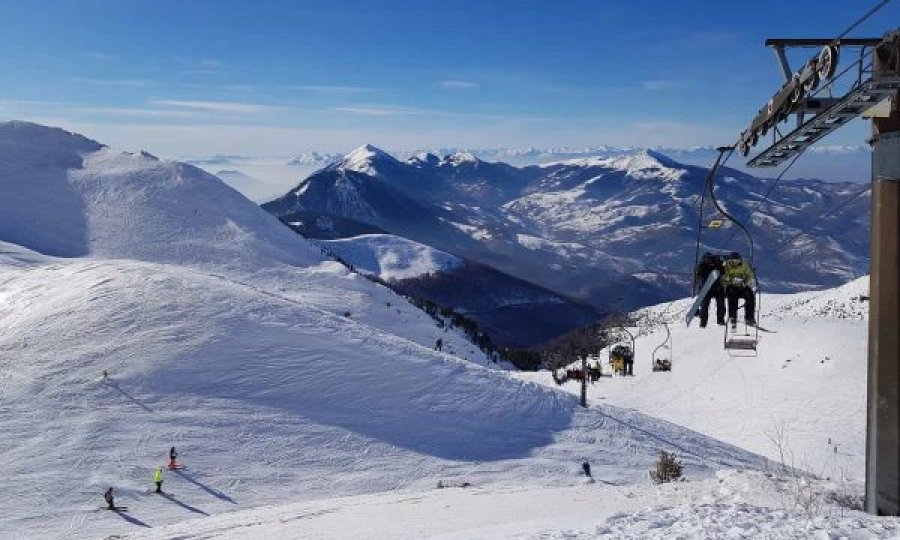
[320,234,463,280]
[574,502,900,539]
[770,276,869,321]
[0,121,324,272]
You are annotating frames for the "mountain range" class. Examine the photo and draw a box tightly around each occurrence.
[264,145,871,317]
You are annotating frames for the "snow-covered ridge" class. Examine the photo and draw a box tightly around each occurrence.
[540,149,687,182]
[442,151,479,166]
[320,234,463,280]
[287,151,342,166]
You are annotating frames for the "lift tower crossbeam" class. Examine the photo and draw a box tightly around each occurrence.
[748,76,900,167]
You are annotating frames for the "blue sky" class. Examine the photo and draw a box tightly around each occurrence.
[0,0,894,158]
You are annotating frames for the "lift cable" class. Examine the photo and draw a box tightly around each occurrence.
[835,0,892,42]
[704,148,758,265]
[773,183,872,253]
[724,152,805,247]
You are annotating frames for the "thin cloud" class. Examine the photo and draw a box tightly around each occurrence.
[333,106,418,116]
[150,100,282,113]
[74,107,198,118]
[289,85,380,93]
[332,104,492,118]
[440,80,479,89]
[70,77,154,87]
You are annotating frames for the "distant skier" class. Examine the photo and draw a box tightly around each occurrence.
[104,487,115,510]
[434,338,443,352]
[153,466,163,493]
[581,461,592,478]
[168,446,178,470]
[722,252,757,328]
[693,252,726,328]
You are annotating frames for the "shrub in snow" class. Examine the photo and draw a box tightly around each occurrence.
[650,450,683,484]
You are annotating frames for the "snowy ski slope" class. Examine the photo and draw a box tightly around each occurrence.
[0,122,762,538]
[520,277,872,481]
[121,469,900,540]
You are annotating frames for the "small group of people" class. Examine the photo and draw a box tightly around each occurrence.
[694,251,756,329]
[610,345,634,376]
[104,447,179,510]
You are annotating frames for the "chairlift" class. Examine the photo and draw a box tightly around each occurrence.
[652,323,673,372]
[608,325,635,376]
[693,146,766,352]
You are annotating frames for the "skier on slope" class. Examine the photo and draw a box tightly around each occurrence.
[693,252,726,328]
[153,466,163,493]
[104,487,115,510]
[434,338,443,352]
[168,446,178,470]
[722,252,757,328]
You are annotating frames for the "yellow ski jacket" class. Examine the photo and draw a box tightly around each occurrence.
[723,260,755,288]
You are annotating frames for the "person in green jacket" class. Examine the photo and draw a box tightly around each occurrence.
[722,252,756,328]
[153,466,163,493]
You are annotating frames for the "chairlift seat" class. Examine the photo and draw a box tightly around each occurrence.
[725,336,758,351]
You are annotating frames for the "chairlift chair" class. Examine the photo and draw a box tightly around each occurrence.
[652,323,673,372]
[723,285,761,355]
[608,325,636,376]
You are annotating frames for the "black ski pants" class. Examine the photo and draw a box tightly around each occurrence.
[727,286,756,324]
[699,284,725,326]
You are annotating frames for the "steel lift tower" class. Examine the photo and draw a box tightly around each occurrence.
[739,30,900,515]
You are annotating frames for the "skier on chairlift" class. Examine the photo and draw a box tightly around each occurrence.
[722,252,756,329]
[693,252,726,328]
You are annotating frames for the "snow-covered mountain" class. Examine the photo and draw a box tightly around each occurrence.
[0,122,763,538]
[318,233,602,347]
[403,145,872,184]
[286,151,342,167]
[265,145,870,313]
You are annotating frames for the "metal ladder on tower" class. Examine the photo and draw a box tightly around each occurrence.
[749,76,900,167]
